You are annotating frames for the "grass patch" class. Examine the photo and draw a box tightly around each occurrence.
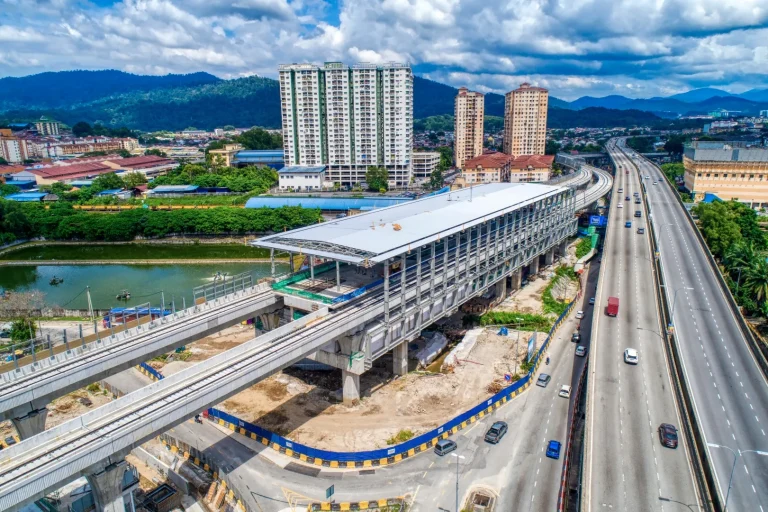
[541,265,577,316]
[575,237,592,259]
[478,311,554,332]
[86,383,100,393]
[386,429,415,445]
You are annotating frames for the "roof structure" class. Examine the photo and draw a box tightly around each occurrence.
[103,155,178,171]
[254,183,565,265]
[278,165,326,174]
[510,154,555,169]
[464,151,512,170]
[685,141,768,163]
[28,162,113,181]
[245,196,412,212]
[5,192,47,202]
[149,185,199,193]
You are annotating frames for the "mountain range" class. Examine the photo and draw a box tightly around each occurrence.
[1,69,762,131]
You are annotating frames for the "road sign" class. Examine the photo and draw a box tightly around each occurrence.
[326,485,334,500]
[504,374,511,382]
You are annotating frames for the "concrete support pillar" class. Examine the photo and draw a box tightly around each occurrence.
[384,259,390,323]
[86,459,128,512]
[342,370,360,403]
[258,312,281,331]
[393,341,408,376]
[510,269,522,291]
[544,247,555,266]
[11,408,47,439]
[529,255,540,276]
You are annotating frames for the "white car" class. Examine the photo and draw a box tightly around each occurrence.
[653,181,658,185]
[559,385,572,398]
[624,348,639,364]
[575,310,584,319]
[575,346,587,357]
[617,203,623,208]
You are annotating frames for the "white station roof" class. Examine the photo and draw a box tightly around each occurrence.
[255,183,566,265]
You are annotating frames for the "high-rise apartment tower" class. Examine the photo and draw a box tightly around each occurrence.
[279,62,413,187]
[454,87,484,169]
[503,83,548,156]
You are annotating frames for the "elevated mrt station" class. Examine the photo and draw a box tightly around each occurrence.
[255,183,577,401]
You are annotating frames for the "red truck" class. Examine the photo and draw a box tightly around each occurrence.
[606,297,619,316]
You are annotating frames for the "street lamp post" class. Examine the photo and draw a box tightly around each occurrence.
[451,453,465,512]
[707,443,768,511]
[660,285,694,327]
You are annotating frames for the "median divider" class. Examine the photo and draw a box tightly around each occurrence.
[148,299,577,469]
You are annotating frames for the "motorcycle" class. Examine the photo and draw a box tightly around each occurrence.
[546,357,550,365]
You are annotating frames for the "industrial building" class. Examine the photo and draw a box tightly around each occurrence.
[683,141,768,205]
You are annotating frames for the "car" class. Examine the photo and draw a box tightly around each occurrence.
[536,374,552,387]
[546,440,562,459]
[653,181,658,185]
[658,423,679,449]
[637,227,645,234]
[575,346,587,357]
[589,297,595,305]
[646,175,650,179]
[571,332,581,343]
[624,348,639,364]
[617,203,623,208]
[575,310,584,319]
[3,436,16,447]
[434,439,457,456]
[559,385,572,398]
[625,221,631,228]
[625,196,630,201]
[618,188,623,193]
[633,192,639,196]
[484,421,508,444]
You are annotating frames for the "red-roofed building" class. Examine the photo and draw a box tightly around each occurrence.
[461,151,513,184]
[103,155,179,177]
[29,162,115,185]
[509,154,554,182]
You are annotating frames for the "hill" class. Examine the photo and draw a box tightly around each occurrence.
[669,88,731,103]
[547,107,661,129]
[0,70,220,110]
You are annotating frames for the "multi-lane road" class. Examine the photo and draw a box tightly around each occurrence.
[623,141,768,511]
[585,140,700,511]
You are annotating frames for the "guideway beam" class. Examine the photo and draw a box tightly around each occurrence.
[10,407,47,440]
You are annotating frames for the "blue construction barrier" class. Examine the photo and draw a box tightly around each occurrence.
[139,362,164,380]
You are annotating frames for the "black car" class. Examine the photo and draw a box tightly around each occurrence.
[625,196,630,201]
[658,423,678,449]
[484,421,508,444]
[572,332,581,343]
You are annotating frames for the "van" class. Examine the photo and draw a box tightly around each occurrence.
[434,439,457,456]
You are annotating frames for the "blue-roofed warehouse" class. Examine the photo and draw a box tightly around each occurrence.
[5,192,53,202]
[245,196,413,213]
[3,180,36,190]
[232,150,284,170]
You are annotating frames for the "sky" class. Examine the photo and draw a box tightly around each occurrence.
[1,0,768,100]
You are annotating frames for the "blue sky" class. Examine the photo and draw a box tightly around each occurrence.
[1,0,768,100]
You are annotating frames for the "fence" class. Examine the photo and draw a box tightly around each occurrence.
[193,271,253,305]
[200,298,576,466]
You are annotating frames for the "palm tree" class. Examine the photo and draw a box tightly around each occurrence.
[743,258,768,303]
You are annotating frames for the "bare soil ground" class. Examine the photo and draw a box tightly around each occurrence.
[0,384,113,441]
[208,327,540,452]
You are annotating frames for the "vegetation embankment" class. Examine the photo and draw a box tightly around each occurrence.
[0,200,321,244]
[575,237,592,259]
[693,200,768,318]
[541,265,578,315]
[660,162,692,203]
[0,243,275,261]
[477,311,554,332]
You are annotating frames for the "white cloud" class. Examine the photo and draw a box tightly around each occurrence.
[0,0,767,99]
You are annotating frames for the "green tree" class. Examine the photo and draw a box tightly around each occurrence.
[236,127,282,150]
[10,318,36,343]
[91,172,125,193]
[72,121,92,137]
[744,258,768,302]
[664,134,686,154]
[122,172,147,188]
[429,168,444,189]
[145,148,167,157]
[436,146,453,171]
[117,149,132,158]
[365,166,389,191]
[545,139,561,155]
[692,201,742,259]
[0,184,20,197]
[0,157,7,165]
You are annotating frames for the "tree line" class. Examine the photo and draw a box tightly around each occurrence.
[693,200,768,316]
[0,201,321,244]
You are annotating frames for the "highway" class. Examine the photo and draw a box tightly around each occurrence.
[585,141,700,511]
[622,141,768,511]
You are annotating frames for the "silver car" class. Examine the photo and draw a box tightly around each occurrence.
[536,374,552,387]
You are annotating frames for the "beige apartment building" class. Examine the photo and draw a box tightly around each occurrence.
[684,141,768,206]
[503,83,548,156]
[454,87,484,169]
[509,154,554,182]
[460,151,512,184]
[412,151,441,184]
